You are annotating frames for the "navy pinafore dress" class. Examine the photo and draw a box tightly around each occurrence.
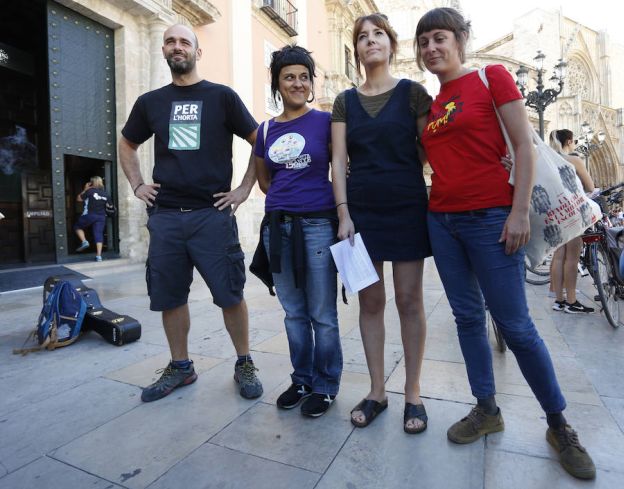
[345,79,431,261]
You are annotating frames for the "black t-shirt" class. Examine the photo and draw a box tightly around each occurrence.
[121,80,258,208]
[83,187,110,215]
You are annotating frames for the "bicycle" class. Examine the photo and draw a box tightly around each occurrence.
[525,254,552,285]
[580,183,624,328]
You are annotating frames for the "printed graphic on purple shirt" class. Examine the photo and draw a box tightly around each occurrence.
[169,101,202,150]
[268,133,310,170]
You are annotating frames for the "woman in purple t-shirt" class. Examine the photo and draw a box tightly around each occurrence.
[254,45,342,417]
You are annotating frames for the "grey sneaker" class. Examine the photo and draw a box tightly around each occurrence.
[141,361,197,402]
[234,361,263,399]
[76,240,90,252]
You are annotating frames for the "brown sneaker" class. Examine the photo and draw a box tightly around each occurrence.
[546,425,596,480]
[447,406,505,444]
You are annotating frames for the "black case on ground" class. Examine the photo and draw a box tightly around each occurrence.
[83,308,141,346]
[44,276,141,346]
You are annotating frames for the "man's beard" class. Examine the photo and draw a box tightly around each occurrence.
[166,53,196,74]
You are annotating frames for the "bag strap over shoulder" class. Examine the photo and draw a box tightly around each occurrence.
[477,67,515,160]
[262,119,271,146]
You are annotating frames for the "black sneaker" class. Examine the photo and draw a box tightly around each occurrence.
[552,300,566,311]
[141,361,197,402]
[234,361,263,399]
[276,383,311,409]
[301,393,336,417]
[565,301,594,314]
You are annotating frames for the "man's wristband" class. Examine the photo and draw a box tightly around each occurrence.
[336,202,348,208]
[132,182,145,195]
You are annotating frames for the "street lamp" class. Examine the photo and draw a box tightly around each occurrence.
[576,122,606,171]
[515,51,567,139]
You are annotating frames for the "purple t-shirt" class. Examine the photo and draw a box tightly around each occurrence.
[255,109,334,212]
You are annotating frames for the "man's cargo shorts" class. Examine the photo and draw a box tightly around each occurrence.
[145,206,246,311]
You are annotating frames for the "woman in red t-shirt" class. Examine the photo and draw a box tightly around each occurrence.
[415,7,595,480]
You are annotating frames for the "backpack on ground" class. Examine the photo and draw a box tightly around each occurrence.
[13,280,87,355]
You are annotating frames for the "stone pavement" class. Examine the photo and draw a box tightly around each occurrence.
[1,257,623,489]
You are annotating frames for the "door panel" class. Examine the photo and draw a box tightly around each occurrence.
[23,170,55,262]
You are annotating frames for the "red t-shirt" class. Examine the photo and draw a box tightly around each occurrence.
[421,64,523,212]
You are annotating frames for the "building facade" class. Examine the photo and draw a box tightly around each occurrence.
[0,0,381,268]
[470,8,624,188]
[3,2,620,269]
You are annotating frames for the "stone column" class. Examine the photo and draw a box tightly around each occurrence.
[229,0,257,251]
[122,15,174,261]
[149,16,174,91]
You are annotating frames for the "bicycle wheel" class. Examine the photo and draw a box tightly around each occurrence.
[525,255,551,285]
[592,244,622,328]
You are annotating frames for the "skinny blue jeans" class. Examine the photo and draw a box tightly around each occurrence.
[427,207,566,414]
[263,218,343,396]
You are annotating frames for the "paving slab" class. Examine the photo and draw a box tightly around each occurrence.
[211,371,371,474]
[485,448,624,489]
[0,377,139,474]
[1,258,623,489]
[50,351,291,489]
[0,337,164,417]
[253,331,290,356]
[0,456,124,489]
[602,396,624,434]
[488,394,624,473]
[105,351,223,388]
[572,351,624,399]
[386,358,473,403]
[491,350,602,406]
[316,395,485,489]
[211,401,352,473]
[147,443,320,489]
[340,336,405,378]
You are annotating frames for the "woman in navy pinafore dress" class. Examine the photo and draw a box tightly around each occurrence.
[331,13,432,433]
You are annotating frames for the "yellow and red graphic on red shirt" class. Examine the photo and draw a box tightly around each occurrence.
[426,95,463,134]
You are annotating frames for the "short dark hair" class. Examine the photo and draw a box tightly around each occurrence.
[549,129,574,152]
[352,13,398,74]
[414,8,471,71]
[270,45,316,102]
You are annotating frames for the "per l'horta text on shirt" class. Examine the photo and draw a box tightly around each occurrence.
[121,80,257,209]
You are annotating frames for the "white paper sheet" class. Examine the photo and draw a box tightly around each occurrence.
[330,233,379,294]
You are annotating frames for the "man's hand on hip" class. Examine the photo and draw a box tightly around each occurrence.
[213,186,250,215]
[135,183,160,207]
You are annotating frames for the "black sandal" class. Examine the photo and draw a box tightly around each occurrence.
[404,403,428,434]
[350,398,388,428]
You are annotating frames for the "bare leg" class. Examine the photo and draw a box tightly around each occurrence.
[352,261,387,424]
[75,228,86,242]
[563,237,583,303]
[162,304,190,361]
[393,260,427,430]
[551,246,566,302]
[96,242,103,256]
[223,299,250,356]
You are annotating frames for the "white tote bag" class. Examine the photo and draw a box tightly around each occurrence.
[478,68,602,268]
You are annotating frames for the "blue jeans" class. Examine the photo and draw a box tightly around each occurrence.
[427,208,566,414]
[263,218,343,395]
